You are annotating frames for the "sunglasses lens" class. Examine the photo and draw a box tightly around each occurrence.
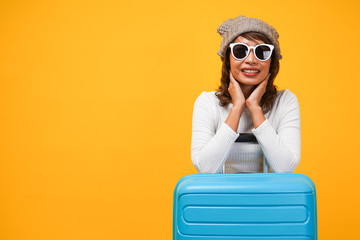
[232,45,248,59]
[255,45,272,60]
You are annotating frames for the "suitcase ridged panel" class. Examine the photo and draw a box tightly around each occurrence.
[174,174,317,240]
[183,205,309,223]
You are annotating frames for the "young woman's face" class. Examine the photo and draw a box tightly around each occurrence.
[229,36,271,86]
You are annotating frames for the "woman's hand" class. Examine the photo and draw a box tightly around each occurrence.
[245,73,270,112]
[246,73,270,128]
[225,72,246,132]
[228,71,245,109]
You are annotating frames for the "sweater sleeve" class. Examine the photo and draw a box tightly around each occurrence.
[252,90,301,173]
[191,92,239,173]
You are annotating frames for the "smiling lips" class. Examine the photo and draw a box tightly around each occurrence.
[241,68,260,77]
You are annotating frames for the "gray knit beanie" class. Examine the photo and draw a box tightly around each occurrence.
[217,16,282,60]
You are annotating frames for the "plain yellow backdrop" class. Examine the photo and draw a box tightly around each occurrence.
[1,0,360,239]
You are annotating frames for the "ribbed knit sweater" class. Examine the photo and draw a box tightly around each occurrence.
[191,89,301,173]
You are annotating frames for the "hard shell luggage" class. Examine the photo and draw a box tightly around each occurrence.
[173,173,317,240]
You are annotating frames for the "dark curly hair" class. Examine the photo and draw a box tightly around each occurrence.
[215,32,280,113]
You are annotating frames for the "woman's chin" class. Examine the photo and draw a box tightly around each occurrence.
[237,78,262,86]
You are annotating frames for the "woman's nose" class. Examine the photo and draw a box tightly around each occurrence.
[245,49,257,64]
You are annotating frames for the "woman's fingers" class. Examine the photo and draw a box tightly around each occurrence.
[228,71,245,108]
[256,72,270,93]
[229,71,237,84]
[258,73,270,88]
[246,72,271,110]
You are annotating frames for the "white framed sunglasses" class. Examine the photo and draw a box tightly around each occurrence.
[229,43,274,61]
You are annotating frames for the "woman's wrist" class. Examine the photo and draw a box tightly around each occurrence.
[225,103,245,132]
[232,101,245,111]
[249,106,265,129]
[247,103,261,113]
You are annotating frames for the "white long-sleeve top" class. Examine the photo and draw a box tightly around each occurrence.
[191,89,301,173]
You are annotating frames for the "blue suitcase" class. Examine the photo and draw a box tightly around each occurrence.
[173,173,317,240]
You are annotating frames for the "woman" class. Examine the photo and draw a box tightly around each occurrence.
[191,16,300,173]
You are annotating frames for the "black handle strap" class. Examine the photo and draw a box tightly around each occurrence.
[235,133,258,143]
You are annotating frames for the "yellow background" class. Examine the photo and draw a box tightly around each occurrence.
[1,0,359,239]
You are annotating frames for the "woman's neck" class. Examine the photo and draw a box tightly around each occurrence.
[239,83,256,99]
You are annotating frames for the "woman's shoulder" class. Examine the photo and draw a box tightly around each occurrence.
[194,91,221,107]
[273,89,300,111]
[276,89,299,103]
[196,91,218,99]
